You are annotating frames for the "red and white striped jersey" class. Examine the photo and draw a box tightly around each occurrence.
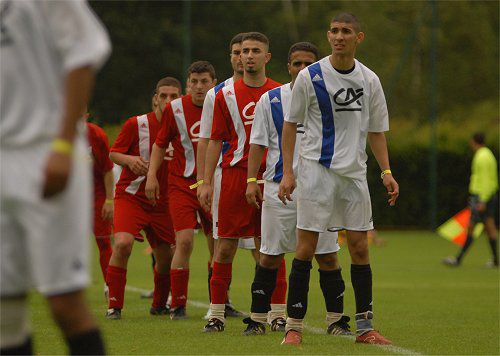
[86,122,114,200]
[111,112,169,207]
[211,78,280,169]
[156,95,202,178]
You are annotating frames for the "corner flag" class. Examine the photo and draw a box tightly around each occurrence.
[437,208,484,246]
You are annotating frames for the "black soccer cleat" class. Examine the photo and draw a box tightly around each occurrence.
[150,306,169,316]
[105,308,121,320]
[242,317,266,335]
[225,303,246,318]
[270,317,286,332]
[203,318,225,333]
[170,306,188,320]
[327,315,354,336]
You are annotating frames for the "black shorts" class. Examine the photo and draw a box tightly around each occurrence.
[469,193,498,224]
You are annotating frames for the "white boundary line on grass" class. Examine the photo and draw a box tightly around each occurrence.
[125,285,421,355]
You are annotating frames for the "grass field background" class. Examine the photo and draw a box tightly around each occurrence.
[30,231,499,355]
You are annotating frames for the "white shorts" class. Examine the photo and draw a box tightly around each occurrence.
[260,181,339,255]
[297,157,374,232]
[1,134,91,297]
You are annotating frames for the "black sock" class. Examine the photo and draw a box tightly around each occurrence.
[287,259,312,319]
[488,239,498,265]
[319,268,345,313]
[457,234,474,262]
[0,336,32,355]
[251,264,278,314]
[351,264,372,314]
[208,266,213,302]
[67,328,105,355]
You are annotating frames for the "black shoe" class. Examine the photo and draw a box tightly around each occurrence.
[150,306,169,315]
[203,318,225,332]
[270,317,286,332]
[225,303,246,318]
[170,306,188,320]
[242,317,266,335]
[105,308,121,320]
[327,315,354,335]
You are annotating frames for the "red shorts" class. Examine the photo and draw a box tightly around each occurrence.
[114,196,175,247]
[93,195,112,238]
[168,175,212,234]
[218,166,261,239]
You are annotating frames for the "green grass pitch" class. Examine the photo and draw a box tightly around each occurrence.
[30,231,499,354]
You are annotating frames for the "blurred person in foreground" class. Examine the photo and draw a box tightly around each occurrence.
[0,0,110,354]
[443,132,498,268]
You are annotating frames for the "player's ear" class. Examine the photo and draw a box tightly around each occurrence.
[356,31,365,44]
[265,52,271,64]
[287,63,291,75]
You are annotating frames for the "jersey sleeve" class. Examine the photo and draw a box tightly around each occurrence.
[43,0,111,72]
[199,88,216,139]
[211,91,230,141]
[249,94,270,147]
[94,127,114,173]
[110,118,136,154]
[367,76,389,132]
[286,70,309,124]
[156,104,178,148]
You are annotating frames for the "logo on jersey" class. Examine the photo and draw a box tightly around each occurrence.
[297,123,305,134]
[226,90,234,96]
[190,121,201,142]
[333,88,363,112]
[140,122,147,128]
[242,102,256,125]
[175,108,183,114]
[270,96,281,104]
[312,73,323,82]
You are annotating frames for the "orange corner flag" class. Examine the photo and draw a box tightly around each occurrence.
[437,208,483,246]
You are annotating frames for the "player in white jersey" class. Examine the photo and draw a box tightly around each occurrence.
[0,1,110,354]
[279,13,399,346]
[243,42,352,336]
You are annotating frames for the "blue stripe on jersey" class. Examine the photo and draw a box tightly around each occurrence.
[214,81,226,93]
[215,81,229,155]
[269,87,284,183]
[308,63,335,168]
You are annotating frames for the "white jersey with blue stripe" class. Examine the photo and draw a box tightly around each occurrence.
[250,83,303,182]
[199,77,234,139]
[286,56,389,179]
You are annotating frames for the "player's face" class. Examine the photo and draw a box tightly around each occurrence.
[189,72,215,106]
[327,22,364,57]
[230,43,243,75]
[154,85,181,113]
[287,50,316,82]
[241,40,271,74]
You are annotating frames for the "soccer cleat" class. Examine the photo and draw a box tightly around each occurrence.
[281,330,302,345]
[105,308,121,320]
[355,330,392,345]
[203,318,225,333]
[170,306,188,320]
[140,290,154,299]
[327,315,354,336]
[242,317,266,335]
[270,317,286,332]
[150,306,169,316]
[442,256,459,266]
[225,303,246,318]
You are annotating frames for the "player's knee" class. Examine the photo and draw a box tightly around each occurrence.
[175,238,194,255]
[113,236,133,258]
[0,297,31,350]
[216,242,237,263]
[48,291,94,335]
[315,253,339,270]
[259,254,283,269]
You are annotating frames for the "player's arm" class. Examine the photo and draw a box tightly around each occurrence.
[197,89,216,199]
[109,151,148,176]
[279,122,297,205]
[368,132,399,206]
[145,143,167,203]
[109,120,149,176]
[102,168,114,220]
[196,137,209,198]
[199,139,222,212]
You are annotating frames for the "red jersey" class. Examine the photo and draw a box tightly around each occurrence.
[86,122,113,200]
[111,112,169,207]
[156,95,202,178]
[211,78,280,169]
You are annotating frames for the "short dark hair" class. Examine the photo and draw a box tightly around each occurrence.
[331,13,361,33]
[155,77,182,93]
[229,33,246,52]
[472,132,486,145]
[288,42,319,63]
[241,32,269,49]
[187,60,216,80]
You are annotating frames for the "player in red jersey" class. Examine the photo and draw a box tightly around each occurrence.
[146,61,216,319]
[105,78,177,319]
[199,32,282,332]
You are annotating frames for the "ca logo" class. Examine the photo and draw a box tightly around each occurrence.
[242,102,256,125]
[333,88,363,112]
[190,121,201,142]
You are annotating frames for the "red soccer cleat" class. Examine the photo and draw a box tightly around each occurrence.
[281,330,302,345]
[356,330,392,345]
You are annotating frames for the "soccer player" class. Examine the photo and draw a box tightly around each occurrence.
[243,42,352,336]
[443,132,498,268]
[146,61,216,319]
[0,1,110,354]
[278,13,399,345]
[199,32,281,332]
[106,78,177,319]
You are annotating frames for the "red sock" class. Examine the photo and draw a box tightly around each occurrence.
[96,238,112,281]
[210,262,232,304]
[271,259,287,304]
[152,269,170,309]
[106,265,126,309]
[170,269,189,309]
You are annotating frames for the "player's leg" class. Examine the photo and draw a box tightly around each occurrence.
[484,216,498,267]
[170,228,195,319]
[150,240,174,315]
[93,195,113,283]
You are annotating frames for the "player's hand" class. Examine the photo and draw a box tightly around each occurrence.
[127,156,149,176]
[383,174,399,206]
[199,184,213,212]
[278,173,296,205]
[476,202,486,212]
[42,151,72,199]
[145,175,160,204]
[101,201,114,220]
[246,182,263,210]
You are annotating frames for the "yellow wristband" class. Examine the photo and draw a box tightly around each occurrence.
[105,199,113,205]
[51,139,73,155]
[381,169,392,179]
[247,177,257,183]
[189,180,204,190]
